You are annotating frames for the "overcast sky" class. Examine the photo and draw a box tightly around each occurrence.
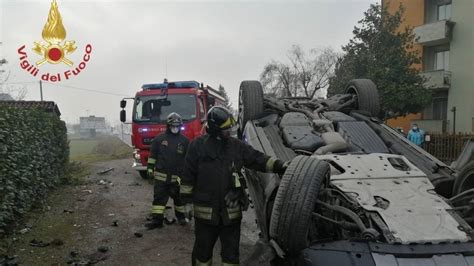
[1,0,376,125]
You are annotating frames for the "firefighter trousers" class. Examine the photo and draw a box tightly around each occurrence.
[151,180,185,221]
[192,219,241,265]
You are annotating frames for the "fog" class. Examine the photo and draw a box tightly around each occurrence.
[1,0,376,125]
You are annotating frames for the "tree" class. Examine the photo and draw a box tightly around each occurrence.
[0,47,8,84]
[328,4,431,118]
[0,46,27,100]
[260,45,339,98]
[218,84,233,111]
[260,60,294,97]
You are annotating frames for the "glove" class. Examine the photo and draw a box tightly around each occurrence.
[240,191,250,211]
[224,188,245,209]
[273,160,289,174]
[147,168,154,178]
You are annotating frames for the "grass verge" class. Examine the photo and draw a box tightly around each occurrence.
[69,136,131,163]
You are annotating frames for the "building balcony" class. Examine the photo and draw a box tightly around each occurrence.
[414,20,455,46]
[420,70,451,90]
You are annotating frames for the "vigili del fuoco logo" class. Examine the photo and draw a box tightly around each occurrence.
[17,0,92,82]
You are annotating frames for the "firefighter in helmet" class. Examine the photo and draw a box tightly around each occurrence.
[181,106,288,265]
[145,112,189,229]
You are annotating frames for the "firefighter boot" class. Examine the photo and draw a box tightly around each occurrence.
[145,217,163,230]
[164,206,176,225]
[178,217,187,226]
[175,205,187,226]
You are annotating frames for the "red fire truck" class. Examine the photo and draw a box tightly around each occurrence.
[120,80,225,178]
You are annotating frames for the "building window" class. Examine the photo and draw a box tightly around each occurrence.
[435,50,450,70]
[438,4,452,20]
[432,97,448,120]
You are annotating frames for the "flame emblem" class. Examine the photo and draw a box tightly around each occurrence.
[32,0,76,66]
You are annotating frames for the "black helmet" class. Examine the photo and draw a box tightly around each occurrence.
[206,106,236,136]
[166,112,183,127]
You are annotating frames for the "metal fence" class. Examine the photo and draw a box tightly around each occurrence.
[422,133,474,163]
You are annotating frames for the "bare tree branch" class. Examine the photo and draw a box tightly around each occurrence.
[0,58,28,100]
[260,61,297,97]
[261,45,339,99]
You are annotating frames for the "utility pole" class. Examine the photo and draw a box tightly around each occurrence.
[121,123,124,143]
[39,80,43,101]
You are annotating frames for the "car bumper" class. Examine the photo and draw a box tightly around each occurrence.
[298,240,474,266]
[132,161,147,171]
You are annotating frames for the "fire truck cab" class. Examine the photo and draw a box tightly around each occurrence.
[120,80,225,178]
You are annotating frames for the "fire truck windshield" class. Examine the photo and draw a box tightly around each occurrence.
[133,94,197,123]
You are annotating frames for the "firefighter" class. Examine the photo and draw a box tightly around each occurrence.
[145,112,189,229]
[181,106,288,265]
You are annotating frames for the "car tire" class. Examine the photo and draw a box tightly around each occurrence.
[139,170,148,179]
[345,79,380,117]
[238,80,264,137]
[269,156,330,256]
[453,161,474,195]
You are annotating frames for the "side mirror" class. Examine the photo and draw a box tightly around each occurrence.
[120,100,127,109]
[207,96,215,108]
[120,110,126,122]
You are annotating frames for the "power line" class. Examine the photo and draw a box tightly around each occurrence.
[2,80,131,97]
[43,81,129,97]
[1,81,38,85]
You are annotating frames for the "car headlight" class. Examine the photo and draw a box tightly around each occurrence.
[133,150,141,160]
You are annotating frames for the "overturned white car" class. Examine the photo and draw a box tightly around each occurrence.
[238,79,474,265]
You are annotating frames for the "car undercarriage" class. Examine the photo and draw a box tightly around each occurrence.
[238,79,474,265]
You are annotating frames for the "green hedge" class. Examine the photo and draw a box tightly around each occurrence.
[0,106,69,232]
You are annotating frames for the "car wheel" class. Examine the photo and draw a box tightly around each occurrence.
[453,161,474,195]
[269,156,330,256]
[238,80,264,137]
[345,79,380,117]
[139,170,148,179]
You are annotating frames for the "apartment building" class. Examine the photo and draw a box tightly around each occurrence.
[383,0,473,133]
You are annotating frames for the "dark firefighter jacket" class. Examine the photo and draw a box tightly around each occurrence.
[148,129,189,183]
[181,135,279,225]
